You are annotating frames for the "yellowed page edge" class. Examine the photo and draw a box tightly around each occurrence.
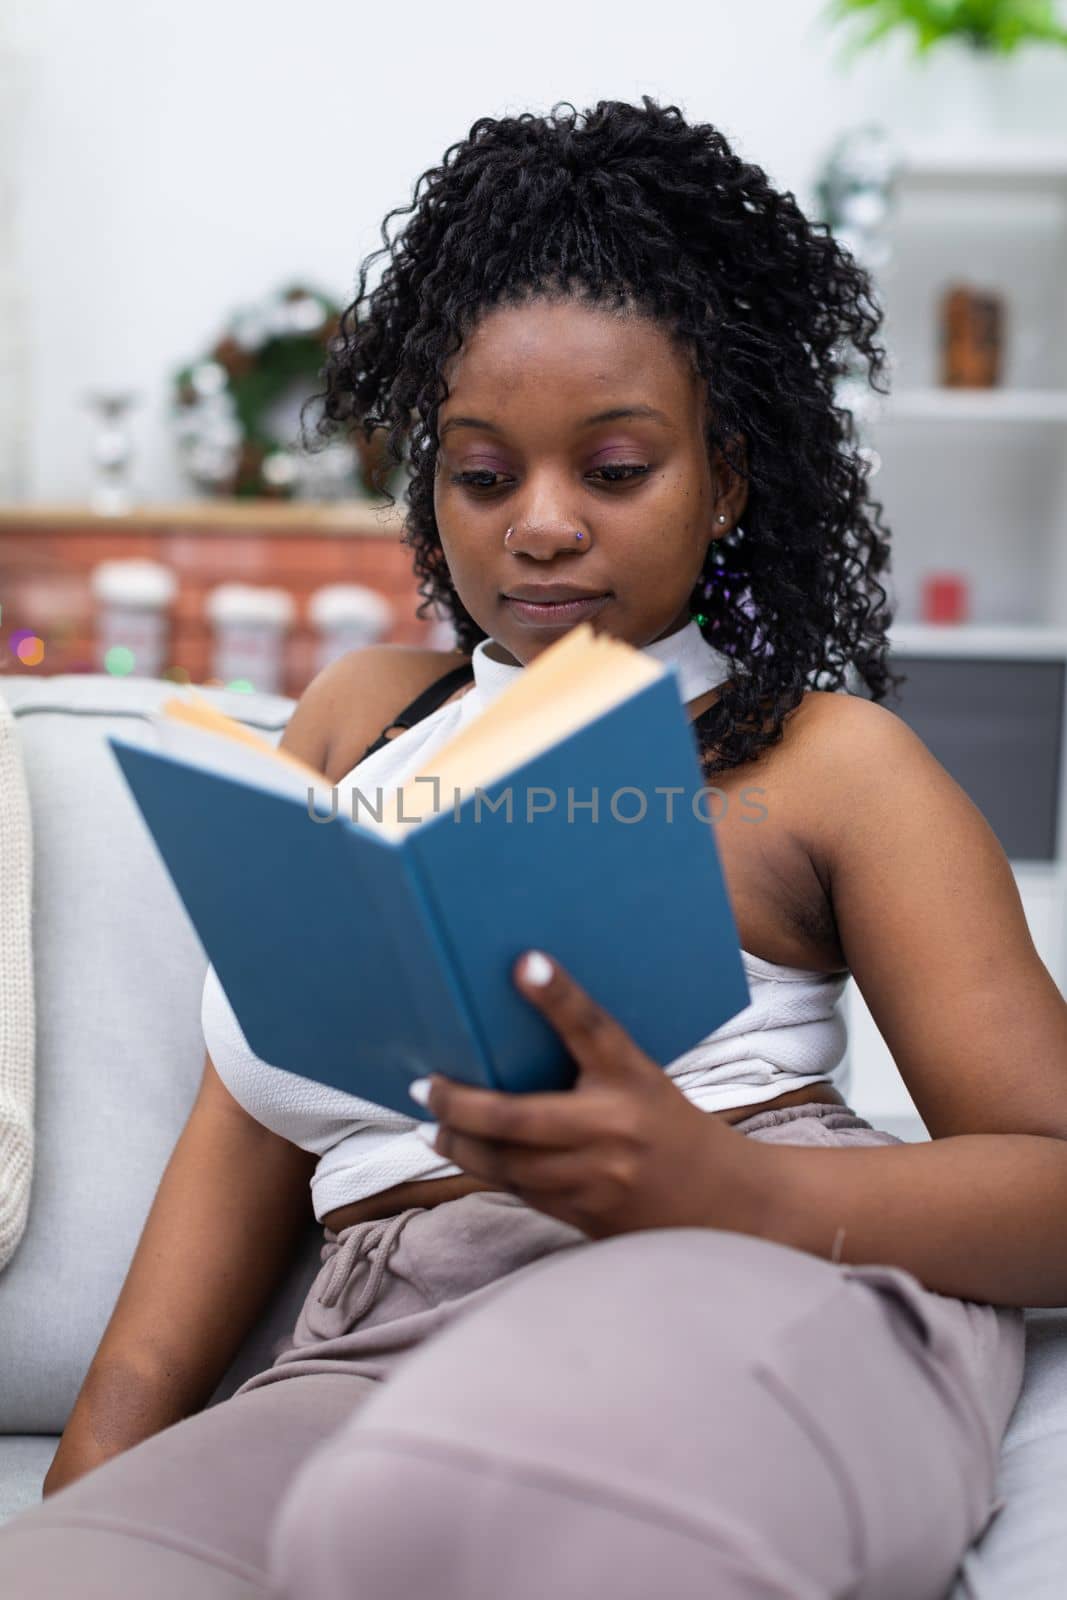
[161,695,332,786]
[401,625,630,780]
[380,627,665,837]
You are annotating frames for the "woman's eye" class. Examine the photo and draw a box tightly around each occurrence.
[450,470,502,490]
[449,464,650,492]
[594,464,650,483]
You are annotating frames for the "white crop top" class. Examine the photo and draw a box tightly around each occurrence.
[202,620,852,1221]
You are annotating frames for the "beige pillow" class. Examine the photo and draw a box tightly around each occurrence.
[0,698,34,1271]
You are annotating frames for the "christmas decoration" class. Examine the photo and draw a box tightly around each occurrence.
[173,284,367,499]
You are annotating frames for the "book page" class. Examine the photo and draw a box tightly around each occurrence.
[379,623,666,836]
[159,692,331,786]
[152,638,670,839]
[151,720,319,805]
[418,633,660,785]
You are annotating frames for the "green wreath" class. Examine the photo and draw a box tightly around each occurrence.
[173,283,393,500]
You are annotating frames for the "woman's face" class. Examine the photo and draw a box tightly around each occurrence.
[433,296,748,666]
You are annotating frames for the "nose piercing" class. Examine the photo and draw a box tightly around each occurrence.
[717,514,727,524]
[504,526,585,545]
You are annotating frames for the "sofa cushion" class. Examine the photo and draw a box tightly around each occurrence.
[0,675,322,1434]
[0,1437,58,1526]
[949,1308,1067,1599]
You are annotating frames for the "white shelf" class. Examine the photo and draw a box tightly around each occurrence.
[888,623,1067,659]
[877,388,1067,424]
[869,142,1067,626]
[847,149,1067,1112]
[896,143,1067,187]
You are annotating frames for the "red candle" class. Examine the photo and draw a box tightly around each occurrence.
[921,573,970,624]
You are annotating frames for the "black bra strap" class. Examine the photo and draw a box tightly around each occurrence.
[357,659,476,762]
[360,659,718,767]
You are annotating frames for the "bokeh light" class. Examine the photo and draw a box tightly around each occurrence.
[16,635,45,666]
[225,678,255,693]
[105,645,136,676]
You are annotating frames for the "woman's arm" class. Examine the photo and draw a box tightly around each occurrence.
[415,691,1067,1307]
[737,691,1067,1306]
[44,1065,318,1494]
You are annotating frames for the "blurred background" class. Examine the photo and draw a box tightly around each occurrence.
[4,1,1067,678]
[3,1,1067,1116]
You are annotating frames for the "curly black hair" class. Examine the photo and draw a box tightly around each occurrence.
[309,95,902,775]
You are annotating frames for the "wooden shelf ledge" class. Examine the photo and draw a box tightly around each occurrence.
[0,500,409,539]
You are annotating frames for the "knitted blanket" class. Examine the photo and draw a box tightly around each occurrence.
[0,698,34,1271]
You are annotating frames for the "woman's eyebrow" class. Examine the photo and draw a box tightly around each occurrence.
[586,405,672,428]
[439,405,673,441]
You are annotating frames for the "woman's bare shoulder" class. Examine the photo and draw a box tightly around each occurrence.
[778,688,908,779]
[755,686,896,833]
[777,687,938,869]
[312,644,473,783]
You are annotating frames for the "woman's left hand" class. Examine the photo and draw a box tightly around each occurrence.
[411,950,765,1240]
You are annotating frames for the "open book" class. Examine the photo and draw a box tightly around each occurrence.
[107,623,750,1119]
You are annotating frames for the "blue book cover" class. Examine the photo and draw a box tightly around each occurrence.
[108,667,750,1121]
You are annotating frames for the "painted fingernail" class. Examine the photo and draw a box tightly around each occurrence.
[408,1077,432,1106]
[414,1121,439,1145]
[521,950,553,987]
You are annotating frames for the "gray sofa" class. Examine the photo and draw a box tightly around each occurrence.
[0,674,324,1522]
[1,671,1065,1597]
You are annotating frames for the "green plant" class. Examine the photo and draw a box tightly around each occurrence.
[825,0,1067,57]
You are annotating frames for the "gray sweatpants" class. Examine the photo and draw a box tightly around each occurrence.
[0,1102,1026,1599]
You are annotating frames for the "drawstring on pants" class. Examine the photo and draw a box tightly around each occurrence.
[317,1208,423,1318]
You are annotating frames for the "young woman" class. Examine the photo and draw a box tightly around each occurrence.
[4,97,1066,1600]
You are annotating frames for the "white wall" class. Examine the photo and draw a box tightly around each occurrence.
[0,45,29,500]
[7,0,1067,501]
